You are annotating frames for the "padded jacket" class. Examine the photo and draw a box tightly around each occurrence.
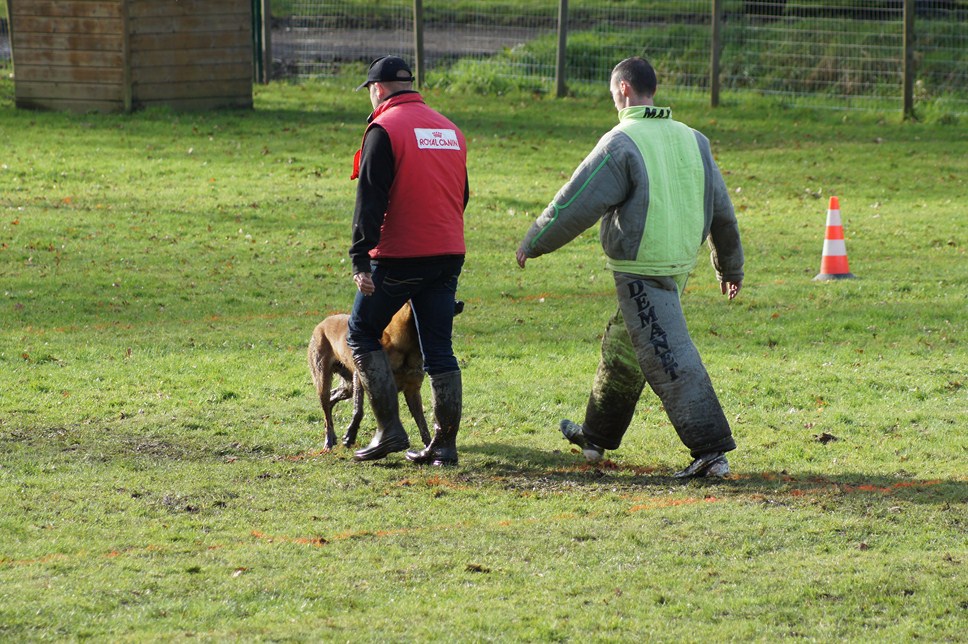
[521,105,744,284]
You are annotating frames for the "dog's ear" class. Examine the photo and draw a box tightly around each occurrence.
[454,300,465,316]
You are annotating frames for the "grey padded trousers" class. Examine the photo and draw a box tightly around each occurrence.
[580,273,735,458]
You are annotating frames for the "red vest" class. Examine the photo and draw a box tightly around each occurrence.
[352,93,467,260]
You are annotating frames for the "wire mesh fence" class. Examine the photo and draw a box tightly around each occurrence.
[914,5,968,113]
[275,1,714,94]
[271,0,967,114]
[723,3,906,107]
[1,1,964,114]
[415,4,560,86]
[275,1,413,77]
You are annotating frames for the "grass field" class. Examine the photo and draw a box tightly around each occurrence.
[0,73,966,641]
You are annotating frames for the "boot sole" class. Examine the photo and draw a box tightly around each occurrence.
[406,449,458,466]
[353,437,410,461]
[673,455,729,478]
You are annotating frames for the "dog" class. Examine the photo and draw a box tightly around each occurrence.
[307,300,463,451]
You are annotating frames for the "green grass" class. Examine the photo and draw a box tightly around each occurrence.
[1,74,966,641]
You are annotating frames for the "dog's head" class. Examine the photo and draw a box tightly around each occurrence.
[454,300,465,316]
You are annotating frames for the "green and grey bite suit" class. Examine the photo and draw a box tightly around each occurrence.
[520,105,744,457]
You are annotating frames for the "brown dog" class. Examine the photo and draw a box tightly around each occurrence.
[308,301,463,451]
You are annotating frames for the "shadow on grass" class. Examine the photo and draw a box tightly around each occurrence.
[9,424,963,507]
[461,442,968,505]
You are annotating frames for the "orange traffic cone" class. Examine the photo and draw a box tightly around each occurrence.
[813,196,856,281]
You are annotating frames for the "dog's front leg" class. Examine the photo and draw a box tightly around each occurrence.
[321,397,338,452]
[405,389,432,447]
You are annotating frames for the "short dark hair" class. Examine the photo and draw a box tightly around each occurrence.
[611,57,657,98]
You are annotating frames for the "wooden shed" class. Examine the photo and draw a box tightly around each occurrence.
[9,0,253,112]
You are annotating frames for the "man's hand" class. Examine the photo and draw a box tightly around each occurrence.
[721,280,742,301]
[515,245,529,269]
[354,272,375,296]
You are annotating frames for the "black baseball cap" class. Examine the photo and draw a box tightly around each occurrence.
[356,56,415,91]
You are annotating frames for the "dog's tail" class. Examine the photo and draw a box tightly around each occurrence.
[307,333,325,392]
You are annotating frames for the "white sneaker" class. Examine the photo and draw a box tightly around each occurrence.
[560,419,605,463]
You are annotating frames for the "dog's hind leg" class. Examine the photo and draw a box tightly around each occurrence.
[404,389,432,447]
[309,336,338,450]
[310,351,339,452]
[342,372,365,447]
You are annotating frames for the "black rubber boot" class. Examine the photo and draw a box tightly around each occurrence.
[407,370,461,466]
[352,350,410,461]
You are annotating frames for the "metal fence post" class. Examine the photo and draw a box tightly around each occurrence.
[262,0,272,83]
[413,0,424,90]
[903,0,915,119]
[710,0,722,108]
[121,0,131,111]
[556,0,568,98]
[252,0,272,84]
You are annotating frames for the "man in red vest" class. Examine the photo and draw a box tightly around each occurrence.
[347,56,469,465]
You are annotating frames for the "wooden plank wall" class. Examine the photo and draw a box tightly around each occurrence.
[10,0,253,112]
[11,0,127,112]
[128,0,252,111]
